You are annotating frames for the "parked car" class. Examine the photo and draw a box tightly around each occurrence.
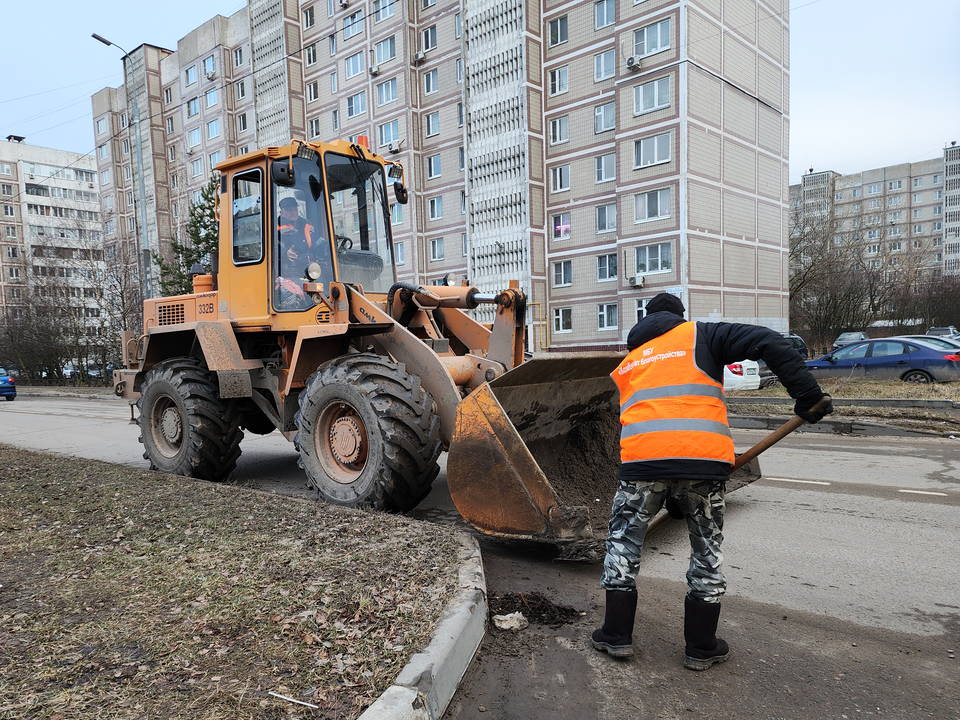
[890,335,960,351]
[0,367,16,401]
[781,332,809,359]
[756,359,779,388]
[832,332,869,350]
[723,360,761,392]
[806,339,960,383]
[927,326,958,337]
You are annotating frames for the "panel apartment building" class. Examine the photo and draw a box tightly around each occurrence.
[0,137,105,342]
[791,143,960,279]
[93,0,792,349]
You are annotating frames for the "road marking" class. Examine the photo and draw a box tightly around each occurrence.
[765,477,831,486]
[897,489,948,497]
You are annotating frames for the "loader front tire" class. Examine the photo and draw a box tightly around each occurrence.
[138,358,243,481]
[296,354,441,512]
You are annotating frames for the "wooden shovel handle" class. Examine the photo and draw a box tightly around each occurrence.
[730,395,831,473]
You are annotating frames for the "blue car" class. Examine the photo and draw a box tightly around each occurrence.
[806,339,960,383]
[0,367,15,401]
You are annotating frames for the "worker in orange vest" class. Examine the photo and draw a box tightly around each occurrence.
[592,292,831,670]
[277,196,316,275]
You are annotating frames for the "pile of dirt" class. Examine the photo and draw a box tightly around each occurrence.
[539,405,622,534]
[487,591,582,628]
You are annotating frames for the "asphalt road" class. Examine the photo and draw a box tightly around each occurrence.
[2,395,959,718]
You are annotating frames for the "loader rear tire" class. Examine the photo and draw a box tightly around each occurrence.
[138,357,243,481]
[296,354,441,512]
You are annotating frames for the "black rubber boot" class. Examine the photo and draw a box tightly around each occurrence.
[683,595,730,671]
[592,589,638,658]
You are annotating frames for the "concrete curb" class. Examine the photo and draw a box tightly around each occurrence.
[728,414,957,438]
[358,533,487,720]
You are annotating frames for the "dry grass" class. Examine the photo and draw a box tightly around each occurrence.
[0,445,463,719]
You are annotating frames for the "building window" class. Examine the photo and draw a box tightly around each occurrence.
[429,196,443,220]
[309,117,321,138]
[553,260,572,287]
[379,120,399,146]
[636,242,672,273]
[187,98,199,117]
[635,76,669,114]
[456,12,462,38]
[329,34,337,56]
[598,253,617,281]
[95,118,106,135]
[391,202,402,225]
[209,152,221,169]
[165,117,174,133]
[934,206,942,216]
[425,111,440,136]
[347,91,366,117]
[191,158,203,177]
[423,0,436,7]
[457,102,464,127]
[551,165,570,193]
[234,47,243,67]
[238,113,248,132]
[376,36,396,63]
[304,5,315,27]
[598,303,618,330]
[427,154,441,178]
[430,236,444,260]
[889,180,902,190]
[553,307,573,333]
[394,241,405,264]
[934,174,942,184]
[374,0,394,21]
[549,67,568,96]
[853,188,862,198]
[185,66,197,85]
[164,88,172,104]
[207,119,220,139]
[868,183,881,194]
[189,127,202,146]
[457,59,463,83]
[423,25,437,51]
[377,78,397,105]
[636,187,671,220]
[424,68,439,94]
[595,102,615,133]
[306,43,317,66]
[3,205,13,217]
[635,132,671,167]
[596,154,615,183]
[596,203,617,232]
[913,224,923,234]
[552,213,571,240]
[595,0,615,28]
[595,50,615,81]
[236,81,246,100]
[835,192,843,201]
[634,18,670,57]
[549,16,568,46]
[888,196,902,207]
[205,88,218,107]
[346,51,364,78]
[97,144,108,160]
[332,109,339,131]
[549,116,568,145]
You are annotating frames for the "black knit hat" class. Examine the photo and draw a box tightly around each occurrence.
[646,292,685,317]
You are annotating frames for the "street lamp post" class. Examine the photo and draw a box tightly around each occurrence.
[92,33,153,301]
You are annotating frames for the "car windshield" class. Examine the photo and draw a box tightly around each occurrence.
[0,367,6,375]
[832,342,869,359]
[837,333,862,342]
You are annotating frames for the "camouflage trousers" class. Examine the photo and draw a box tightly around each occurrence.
[600,478,726,603]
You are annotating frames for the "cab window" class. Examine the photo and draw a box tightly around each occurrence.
[232,169,263,264]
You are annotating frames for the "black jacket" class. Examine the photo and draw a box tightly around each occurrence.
[619,311,823,483]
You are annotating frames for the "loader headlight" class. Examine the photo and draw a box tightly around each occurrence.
[306,262,323,280]
[442,272,460,287]
[387,163,403,179]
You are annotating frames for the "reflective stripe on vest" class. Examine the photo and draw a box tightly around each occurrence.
[611,321,734,465]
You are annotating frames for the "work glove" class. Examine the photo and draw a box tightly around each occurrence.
[794,393,833,424]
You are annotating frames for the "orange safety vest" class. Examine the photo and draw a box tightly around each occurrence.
[278,219,315,249]
[611,321,734,466]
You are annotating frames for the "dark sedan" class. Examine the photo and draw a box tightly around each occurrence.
[0,367,15,401]
[806,339,960,383]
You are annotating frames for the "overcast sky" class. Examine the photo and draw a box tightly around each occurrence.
[1,0,957,184]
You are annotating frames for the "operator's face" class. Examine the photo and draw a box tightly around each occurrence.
[280,204,299,222]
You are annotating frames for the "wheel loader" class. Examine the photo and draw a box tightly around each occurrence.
[114,138,630,544]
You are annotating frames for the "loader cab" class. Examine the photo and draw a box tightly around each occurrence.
[269,146,397,312]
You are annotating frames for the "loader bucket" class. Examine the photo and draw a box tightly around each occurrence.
[446,352,626,543]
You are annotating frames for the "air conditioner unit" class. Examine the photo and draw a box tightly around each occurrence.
[185,147,194,155]
[88,183,95,188]
[628,275,644,288]
[388,140,403,153]
[205,71,216,80]
[369,64,380,76]
[625,55,641,70]
[413,50,426,64]
[339,0,350,7]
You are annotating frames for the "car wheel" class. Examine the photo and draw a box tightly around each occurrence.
[4,396,14,402]
[901,370,933,384]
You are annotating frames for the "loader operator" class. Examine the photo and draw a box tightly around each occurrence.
[275,196,332,309]
[592,292,832,671]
